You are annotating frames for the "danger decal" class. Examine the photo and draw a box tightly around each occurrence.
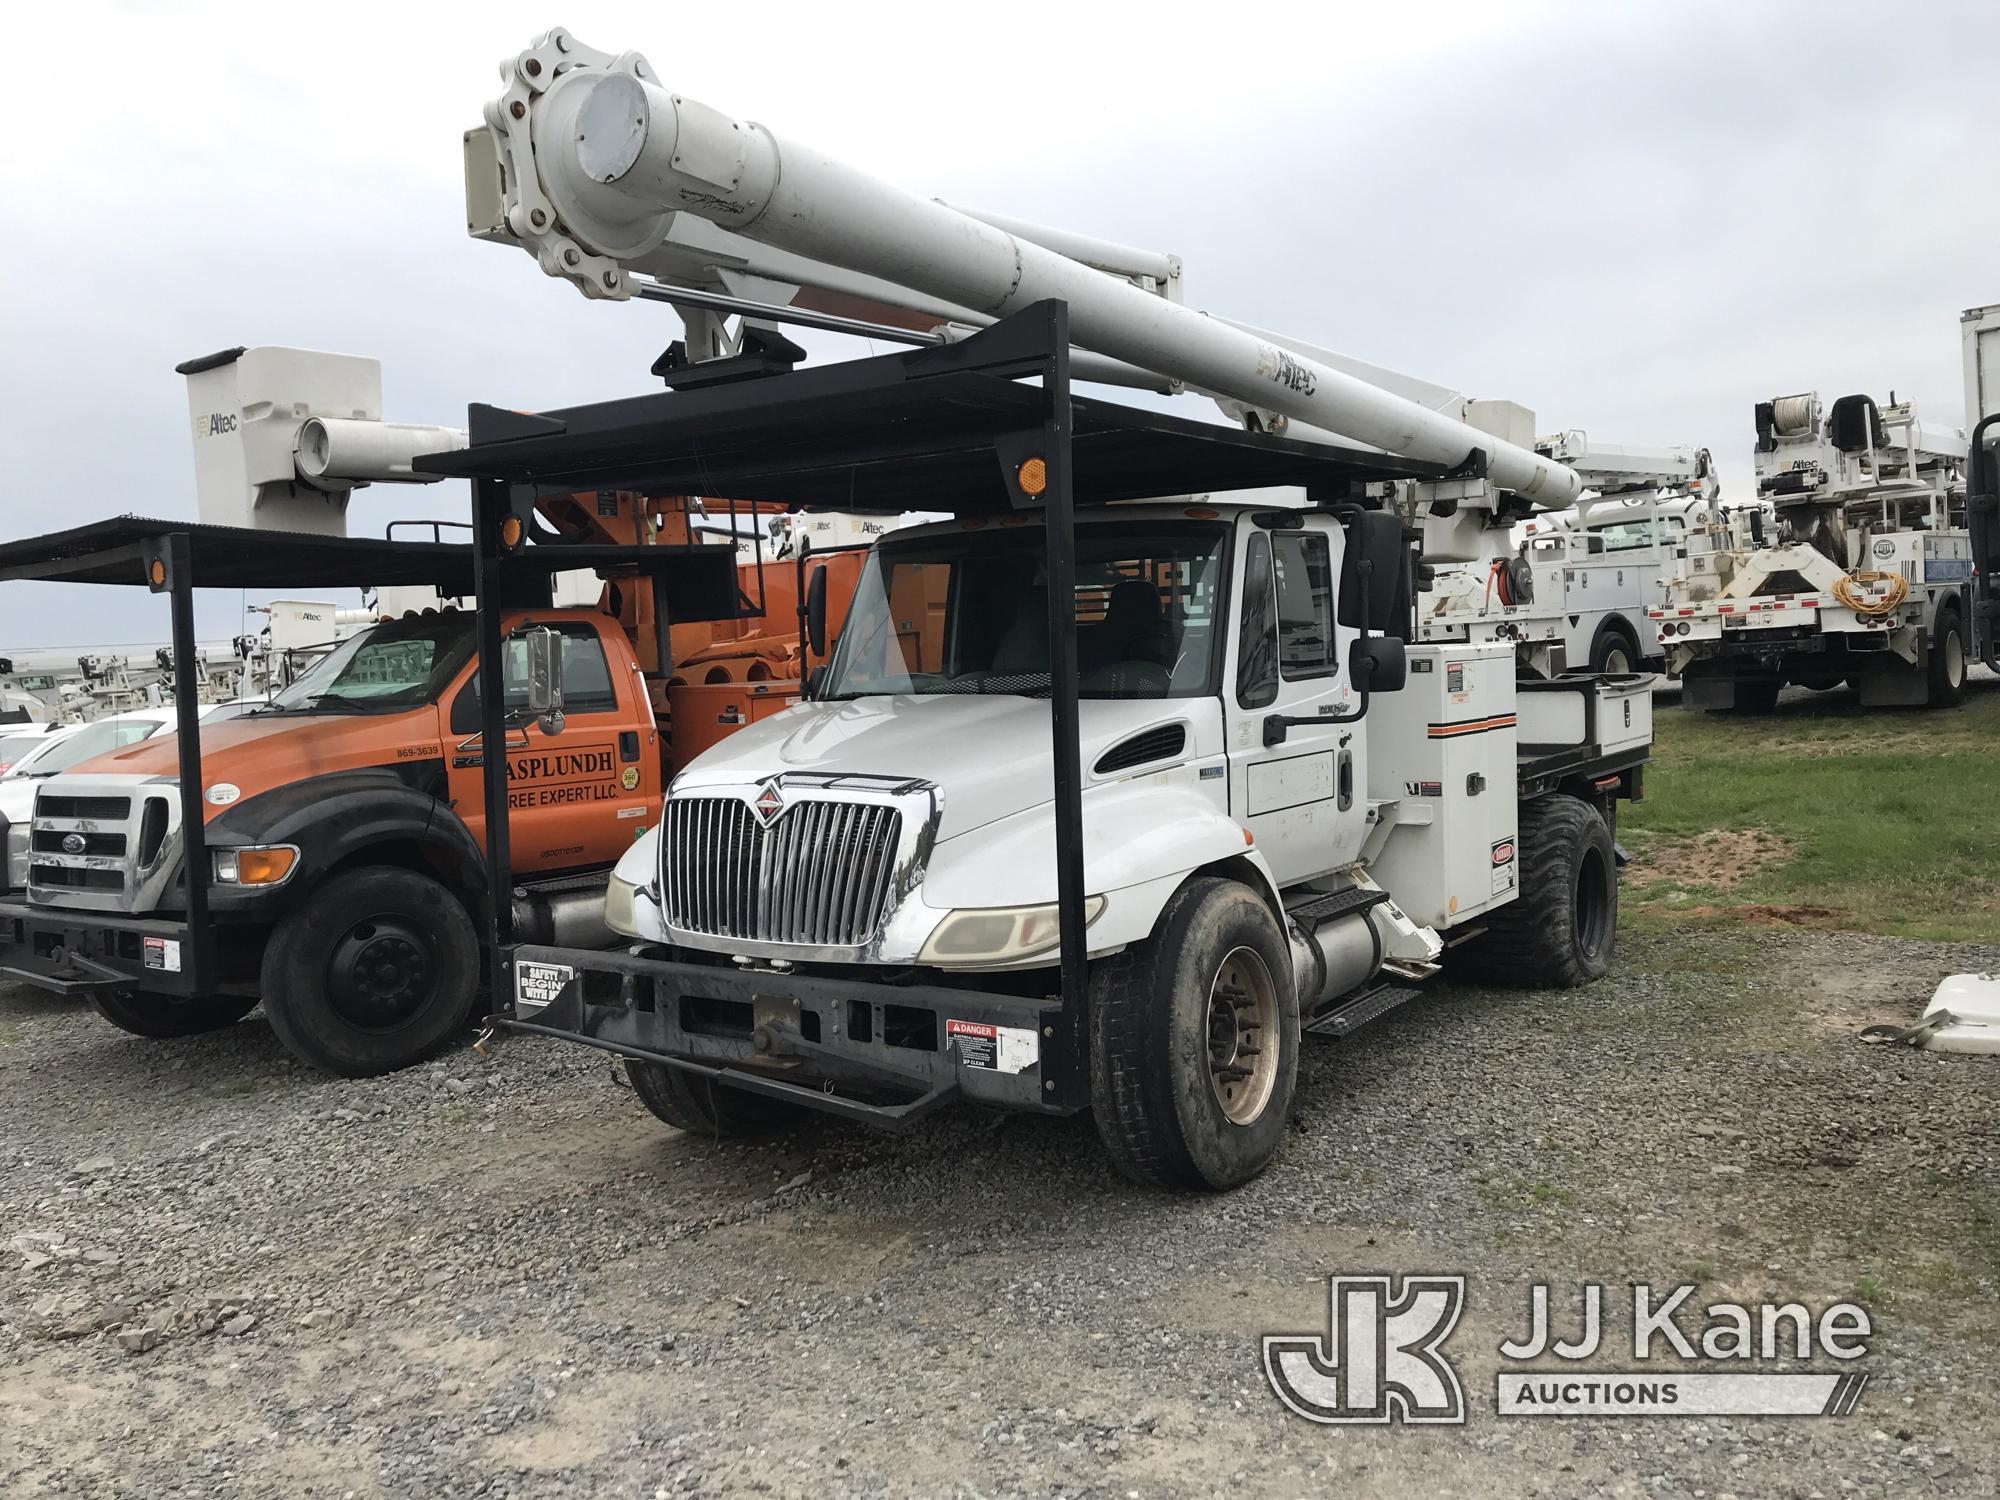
[946,1019,1040,1075]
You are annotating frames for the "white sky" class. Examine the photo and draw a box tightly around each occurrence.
[3,0,1996,646]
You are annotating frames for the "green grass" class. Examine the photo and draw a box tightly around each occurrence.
[1621,687,2000,942]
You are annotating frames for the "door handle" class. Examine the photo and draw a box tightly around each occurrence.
[1262,703,1363,746]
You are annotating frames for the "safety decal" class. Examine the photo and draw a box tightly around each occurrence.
[514,961,575,1014]
[946,1019,1039,1074]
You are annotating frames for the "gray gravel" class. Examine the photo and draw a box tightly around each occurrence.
[2,925,1996,1498]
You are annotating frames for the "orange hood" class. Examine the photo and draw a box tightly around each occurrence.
[78,710,442,819]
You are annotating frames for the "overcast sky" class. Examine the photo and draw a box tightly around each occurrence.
[3,0,1996,648]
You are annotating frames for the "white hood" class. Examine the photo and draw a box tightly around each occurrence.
[674,695,1202,839]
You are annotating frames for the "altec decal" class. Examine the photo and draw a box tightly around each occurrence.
[194,412,237,440]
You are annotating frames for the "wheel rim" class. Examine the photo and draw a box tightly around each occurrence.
[1205,946,1280,1126]
[1603,642,1632,673]
[1573,845,1612,961]
[326,915,437,1031]
[1945,627,1965,689]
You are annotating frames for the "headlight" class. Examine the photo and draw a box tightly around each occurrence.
[920,896,1106,965]
[5,824,26,890]
[212,844,299,887]
[605,871,640,938]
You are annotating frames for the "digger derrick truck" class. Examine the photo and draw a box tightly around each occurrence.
[0,346,839,1076]
[450,29,1655,1190]
[1656,371,1978,712]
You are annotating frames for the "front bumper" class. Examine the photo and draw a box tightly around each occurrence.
[499,943,1088,1128]
[0,898,202,997]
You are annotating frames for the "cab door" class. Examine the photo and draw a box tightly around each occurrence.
[443,616,658,873]
[1224,517,1370,887]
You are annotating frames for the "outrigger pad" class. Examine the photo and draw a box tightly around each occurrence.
[1859,974,2000,1054]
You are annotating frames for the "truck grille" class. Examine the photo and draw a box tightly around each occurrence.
[27,780,181,914]
[661,796,904,948]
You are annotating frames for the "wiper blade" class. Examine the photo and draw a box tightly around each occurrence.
[294,692,381,712]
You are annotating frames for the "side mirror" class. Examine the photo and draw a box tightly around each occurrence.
[1349,635,1406,693]
[804,564,829,658]
[525,626,565,729]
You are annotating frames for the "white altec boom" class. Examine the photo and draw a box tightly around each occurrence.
[466,29,1656,1190]
[1654,308,1999,711]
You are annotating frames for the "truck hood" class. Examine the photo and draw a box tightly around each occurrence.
[0,778,35,826]
[673,695,1201,840]
[61,712,441,819]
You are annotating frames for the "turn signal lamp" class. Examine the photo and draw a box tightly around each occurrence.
[213,844,300,886]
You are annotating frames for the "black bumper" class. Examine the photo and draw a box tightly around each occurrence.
[498,943,1089,1129]
[0,898,203,997]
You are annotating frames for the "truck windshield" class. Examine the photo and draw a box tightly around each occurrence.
[268,615,476,714]
[820,522,1229,700]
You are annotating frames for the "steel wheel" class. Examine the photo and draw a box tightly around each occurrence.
[326,916,438,1031]
[1205,946,1279,1126]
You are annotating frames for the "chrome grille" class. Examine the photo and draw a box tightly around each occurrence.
[27,778,184,915]
[662,795,903,948]
[29,791,136,907]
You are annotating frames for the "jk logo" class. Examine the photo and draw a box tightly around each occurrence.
[1263,1274,1467,1425]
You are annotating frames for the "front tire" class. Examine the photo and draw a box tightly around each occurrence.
[1089,877,1299,1192]
[1465,795,1617,988]
[259,866,478,1076]
[93,990,259,1039]
[628,1060,801,1137]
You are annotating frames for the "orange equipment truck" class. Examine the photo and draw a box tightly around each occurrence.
[0,348,854,1075]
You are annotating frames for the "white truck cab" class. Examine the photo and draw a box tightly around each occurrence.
[587,493,1650,1188]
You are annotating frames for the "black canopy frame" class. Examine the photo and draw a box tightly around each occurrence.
[434,300,1445,1027]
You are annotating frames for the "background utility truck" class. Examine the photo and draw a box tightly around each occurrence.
[1654,306,2000,710]
[1416,429,1717,675]
[0,346,850,1076]
[452,30,1655,1189]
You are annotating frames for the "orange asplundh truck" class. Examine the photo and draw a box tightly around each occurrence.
[0,346,862,1075]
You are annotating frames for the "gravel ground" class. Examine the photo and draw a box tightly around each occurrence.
[2,925,1996,1498]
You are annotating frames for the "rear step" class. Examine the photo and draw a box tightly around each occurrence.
[1304,981,1422,1039]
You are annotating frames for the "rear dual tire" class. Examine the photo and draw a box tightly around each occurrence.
[1586,623,1643,675]
[1926,606,1967,708]
[1461,794,1616,989]
[1727,679,1781,714]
